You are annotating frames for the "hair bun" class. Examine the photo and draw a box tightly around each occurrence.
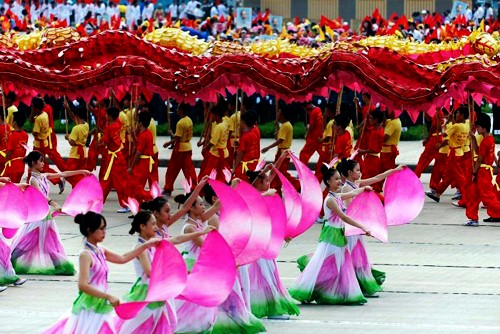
[174,194,187,204]
[74,213,85,225]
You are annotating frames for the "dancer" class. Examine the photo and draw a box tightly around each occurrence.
[128,111,154,204]
[163,103,197,196]
[299,102,323,165]
[200,182,266,334]
[380,109,402,173]
[10,151,89,275]
[233,111,260,182]
[64,105,89,188]
[42,211,159,334]
[0,111,12,175]
[414,108,444,177]
[2,111,28,182]
[338,159,404,294]
[116,210,214,334]
[289,165,371,305]
[173,191,221,334]
[100,107,130,211]
[358,108,385,192]
[464,113,500,226]
[245,163,301,320]
[143,176,210,237]
[30,97,66,190]
[426,106,469,203]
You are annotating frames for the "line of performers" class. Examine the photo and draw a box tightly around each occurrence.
[0,92,411,333]
[415,105,500,226]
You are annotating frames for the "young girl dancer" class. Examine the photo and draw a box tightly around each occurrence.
[201,184,266,334]
[338,159,403,292]
[173,192,225,334]
[10,151,90,275]
[43,211,159,334]
[245,165,301,320]
[289,165,371,305]
[116,210,214,334]
[140,176,210,238]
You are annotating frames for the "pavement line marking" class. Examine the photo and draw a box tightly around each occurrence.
[276,260,500,270]
[271,319,500,330]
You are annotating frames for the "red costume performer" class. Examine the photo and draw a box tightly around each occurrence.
[299,104,323,164]
[414,109,444,177]
[100,107,129,207]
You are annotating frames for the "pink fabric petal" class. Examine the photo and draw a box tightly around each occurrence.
[275,169,302,239]
[288,154,323,238]
[209,169,217,180]
[208,180,251,259]
[0,183,28,229]
[262,194,287,260]
[345,191,388,243]
[234,181,273,265]
[125,197,140,216]
[150,181,162,199]
[181,179,191,194]
[60,175,104,216]
[115,301,149,320]
[222,168,232,183]
[180,231,236,307]
[146,240,188,301]
[384,167,425,226]
[255,159,266,171]
[2,228,18,239]
[23,185,50,222]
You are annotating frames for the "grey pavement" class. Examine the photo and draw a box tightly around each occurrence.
[1,167,500,333]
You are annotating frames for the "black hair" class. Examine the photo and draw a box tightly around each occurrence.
[13,110,26,128]
[334,113,350,129]
[6,91,16,102]
[475,112,491,132]
[241,95,253,112]
[370,108,385,124]
[141,196,168,213]
[106,106,120,120]
[456,105,469,120]
[138,110,152,128]
[324,103,335,113]
[75,106,87,120]
[129,210,154,235]
[320,164,338,186]
[177,103,189,114]
[174,192,195,205]
[32,97,45,111]
[246,170,264,184]
[241,110,257,127]
[75,211,106,237]
[23,150,43,167]
[211,104,225,119]
[279,104,293,122]
[336,158,359,177]
[203,184,217,205]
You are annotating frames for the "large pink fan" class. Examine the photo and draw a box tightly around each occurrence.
[234,181,273,265]
[0,183,28,229]
[115,240,188,319]
[179,231,236,307]
[275,169,303,239]
[208,180,252,259]
[262,194,287,259]
[384,167,425,226]
[23,186,50,222]
[288,153,323,238]
[54,175,104,217]
[345,191,388,243]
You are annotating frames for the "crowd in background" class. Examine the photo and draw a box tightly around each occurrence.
[0,0,498,44]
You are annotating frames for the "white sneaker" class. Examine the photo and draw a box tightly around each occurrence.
[13,278,27,286]
[267,315,290,320]
[117,207,131,213]
[0,286,6,292]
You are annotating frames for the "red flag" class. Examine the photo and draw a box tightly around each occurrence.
[148,18,154,32]
[389,12,397,22]
[75,23,86,36]
[294,16,300,26]
[372,8,382,21]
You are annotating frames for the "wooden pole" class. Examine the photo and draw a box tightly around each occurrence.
[354,101,371,150]
[166,97,171,132]
[468,93,475,180]
[1,83,6,144]
[274,97,279,140]
[63,96,69,136]
[233,90,240,167]
[330,86,344,161]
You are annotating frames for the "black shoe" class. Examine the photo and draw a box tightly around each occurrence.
[425,193,440,203]
[483,217,500,223]
[58,179,66,194]
[128,214,135,219]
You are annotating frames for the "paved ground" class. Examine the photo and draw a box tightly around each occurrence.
[1,140,500,333]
